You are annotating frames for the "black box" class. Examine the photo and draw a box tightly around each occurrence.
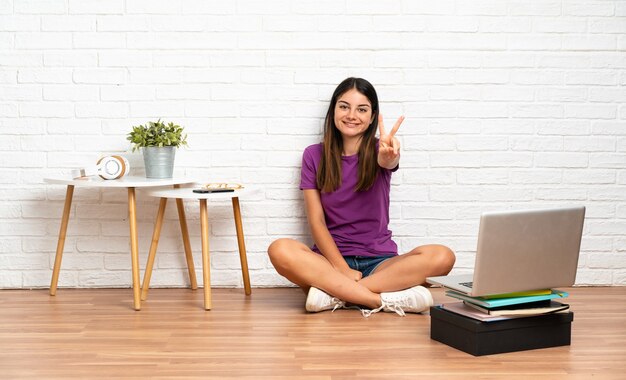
[430,306,574,356]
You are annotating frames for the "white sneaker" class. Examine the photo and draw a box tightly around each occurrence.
[305,287,346,313]
[362,285,434,317]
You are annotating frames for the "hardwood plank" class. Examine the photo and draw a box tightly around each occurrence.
[0,287,624,379]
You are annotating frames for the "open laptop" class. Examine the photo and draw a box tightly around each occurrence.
[426,206,585,297]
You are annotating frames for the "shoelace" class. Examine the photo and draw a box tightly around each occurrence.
[360,301,407,318]
[331,299,369,314]
[330,298,345,312]
[383,302,407,317]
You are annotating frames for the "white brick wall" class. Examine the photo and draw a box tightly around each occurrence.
[1,1,625,288]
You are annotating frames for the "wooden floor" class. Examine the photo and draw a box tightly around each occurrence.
[0,287,624,379]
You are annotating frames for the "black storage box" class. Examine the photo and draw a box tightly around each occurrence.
[430,306,574,356]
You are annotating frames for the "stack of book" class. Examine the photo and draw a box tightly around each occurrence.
[441,289,570,322]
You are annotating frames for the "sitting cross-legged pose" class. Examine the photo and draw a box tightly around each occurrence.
[268,77,455,317]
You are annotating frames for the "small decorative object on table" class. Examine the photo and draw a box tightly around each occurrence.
[192,183,244,194]
[202,183,244,190]
[127,119,188,179]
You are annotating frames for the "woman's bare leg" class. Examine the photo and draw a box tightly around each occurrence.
[268,238,381,308]
[359,244,455,293]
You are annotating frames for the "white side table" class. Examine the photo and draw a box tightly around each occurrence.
[141,186,254,310]
[44,176,195,311]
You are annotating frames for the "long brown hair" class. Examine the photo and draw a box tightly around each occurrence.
[317,77,380,193]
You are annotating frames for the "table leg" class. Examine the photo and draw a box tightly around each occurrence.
[50,185,74,296]
[141,197,167,301]
[232,197,251,296]
[128,187,141,311]
[174,194,197,290]
[199,199,212,310]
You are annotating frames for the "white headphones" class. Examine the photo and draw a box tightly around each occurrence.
[72,155,130,180]
[97,155,130,179]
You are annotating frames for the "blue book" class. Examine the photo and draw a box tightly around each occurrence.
[445,289,569,308]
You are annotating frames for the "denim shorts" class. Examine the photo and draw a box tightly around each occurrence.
[344,255,395,277]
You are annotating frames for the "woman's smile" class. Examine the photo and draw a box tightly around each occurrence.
[341,121,363,129]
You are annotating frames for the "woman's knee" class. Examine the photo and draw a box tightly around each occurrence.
[268,238,290,259]
[267,238,300,270]
[433,245,456,275]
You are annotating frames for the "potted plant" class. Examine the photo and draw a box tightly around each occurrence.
[127,119,188,179]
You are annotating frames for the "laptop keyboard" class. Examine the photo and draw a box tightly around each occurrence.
[460,281,473,288]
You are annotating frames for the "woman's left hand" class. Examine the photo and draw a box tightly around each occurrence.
[339,267,363,282]
[378,114,404,169]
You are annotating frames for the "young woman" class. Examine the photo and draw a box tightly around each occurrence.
[268,77,455,317]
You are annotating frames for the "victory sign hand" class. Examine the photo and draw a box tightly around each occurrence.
[378,114,404,169]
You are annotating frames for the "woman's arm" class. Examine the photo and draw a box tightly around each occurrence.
[303,189,362,281]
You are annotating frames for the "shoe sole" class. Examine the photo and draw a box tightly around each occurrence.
[305,286,324,312]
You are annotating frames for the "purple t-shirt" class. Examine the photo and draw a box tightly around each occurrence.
[300,143,398,258]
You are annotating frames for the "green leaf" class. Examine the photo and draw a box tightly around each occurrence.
[127,119,188,152]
